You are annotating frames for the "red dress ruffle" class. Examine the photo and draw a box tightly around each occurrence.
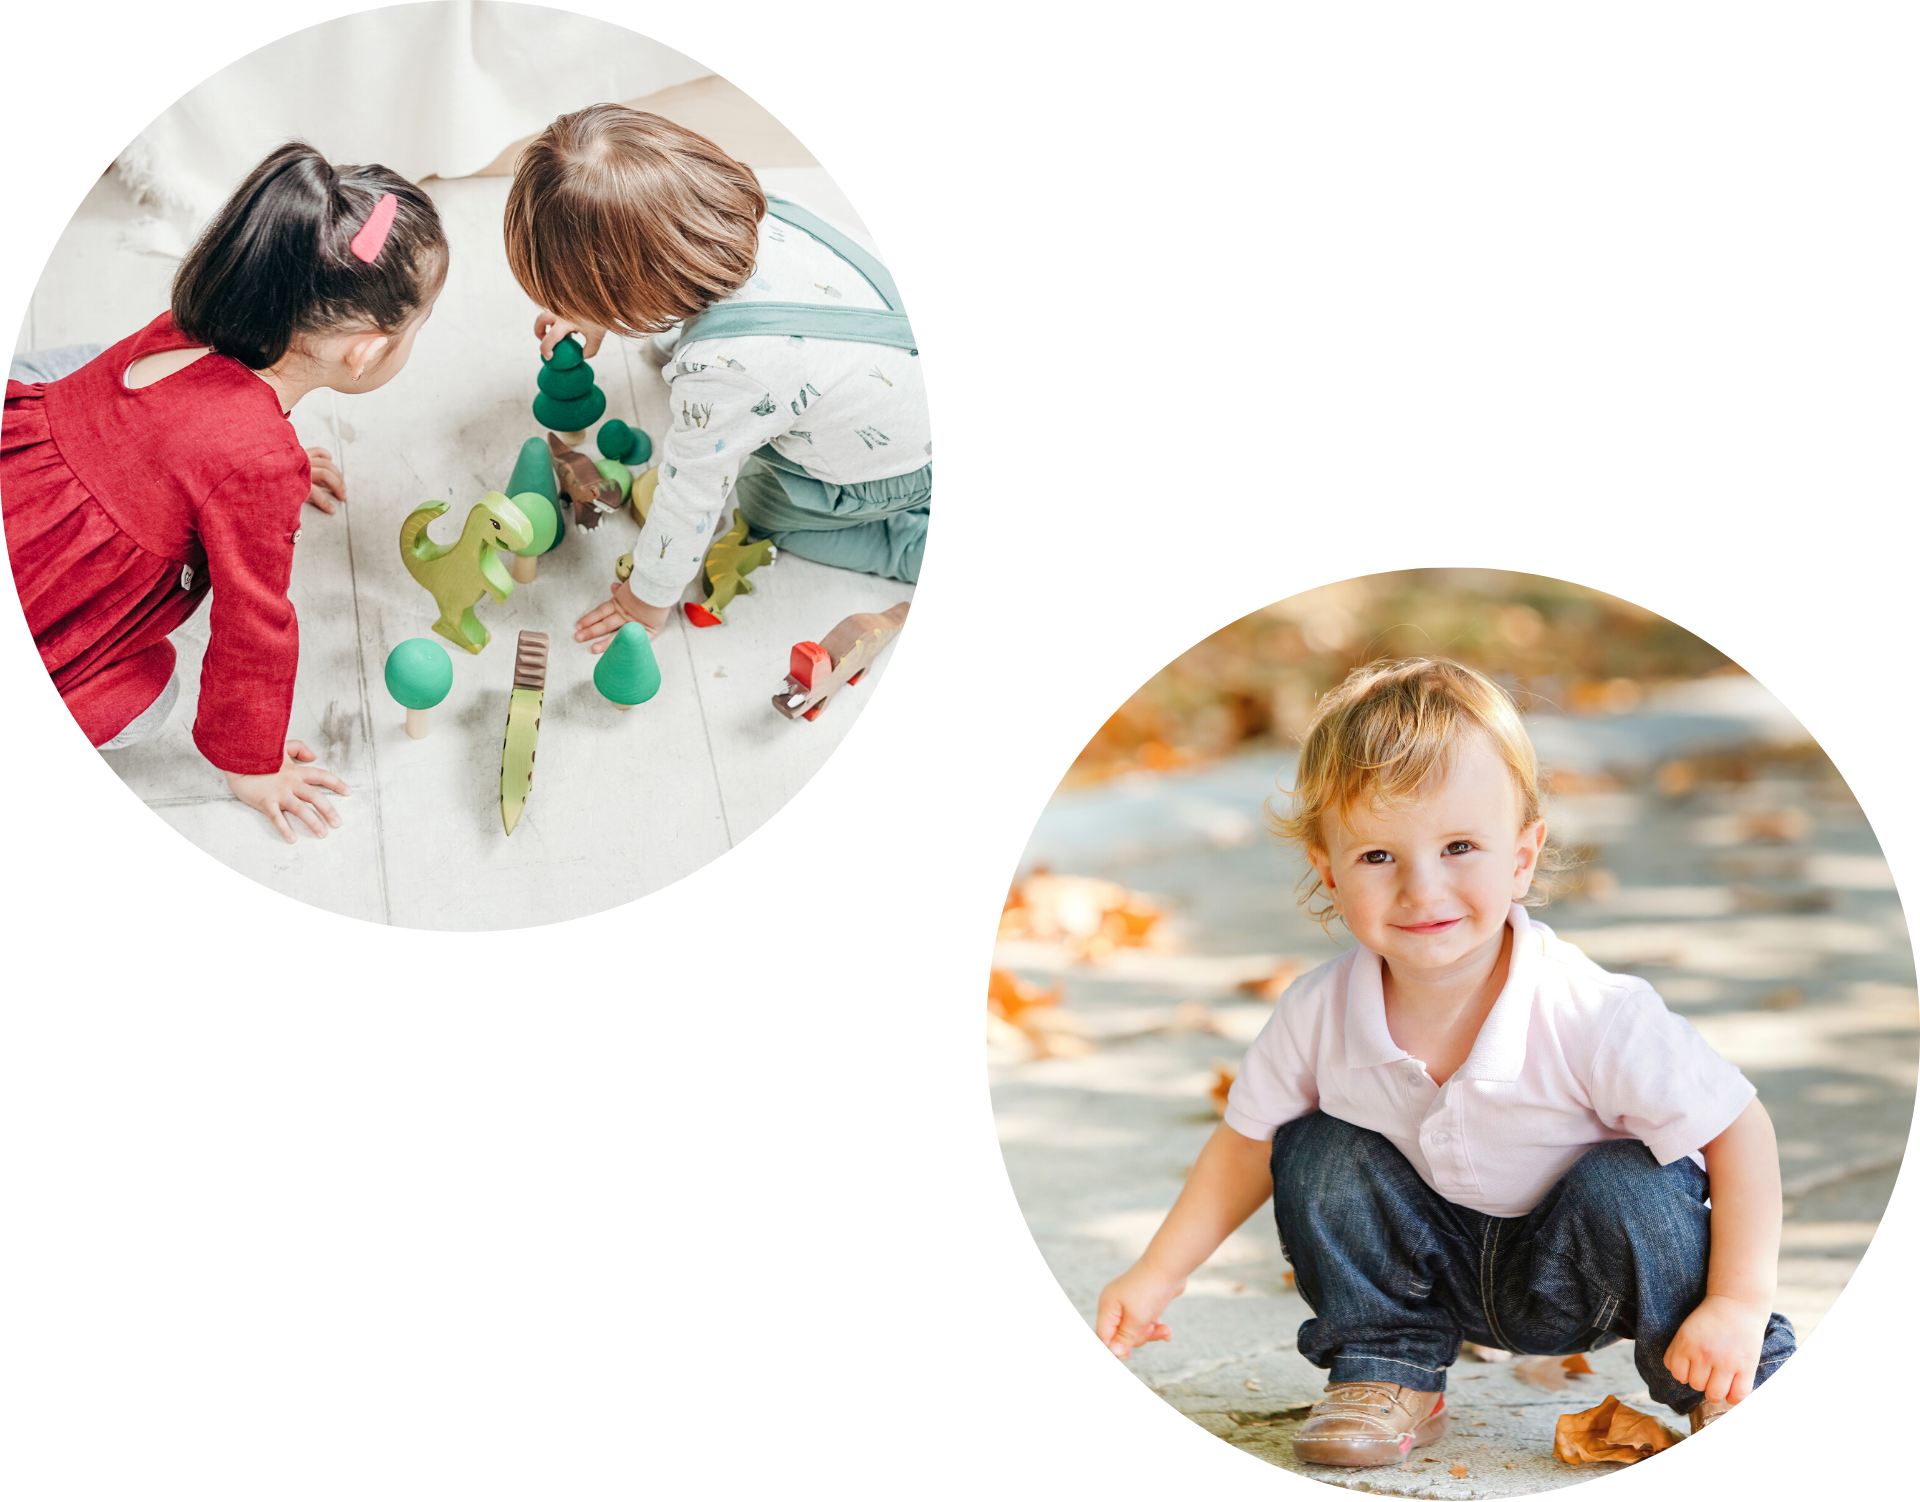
[2,314,310,774]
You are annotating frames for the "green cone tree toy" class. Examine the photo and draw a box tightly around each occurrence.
[593,622,661,710]
[532,337,607,442]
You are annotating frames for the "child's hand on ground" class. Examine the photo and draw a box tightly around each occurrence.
[533,310,606,360]
[304,446,346,513]
[224,740,349,844]
[574,580,669,649]
[1096,1264,1182,1360]
[1663,1293,1770,1403]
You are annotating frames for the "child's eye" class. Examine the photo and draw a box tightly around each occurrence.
[1444,840,1475,855]
[1360,849,1392,864]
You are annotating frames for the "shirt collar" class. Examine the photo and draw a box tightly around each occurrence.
[1343,904,1540,1080]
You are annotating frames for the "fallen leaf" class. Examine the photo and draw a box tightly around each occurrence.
[1244,1378,1262,1392]
[1553,1396,1682,1465]
[1512,1353,1594,1391]
[1450,1464,1470,1478]
[986,968,1062,1023]
[998,872,1163,958]
[1210,1064,1237,1116]
[1237,960,1304,1000]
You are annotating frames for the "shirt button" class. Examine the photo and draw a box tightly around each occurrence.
[1432,1131,1452,1145]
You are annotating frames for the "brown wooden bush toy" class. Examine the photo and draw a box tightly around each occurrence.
[773,602,910,721]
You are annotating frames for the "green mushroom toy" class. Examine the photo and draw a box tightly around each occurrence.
[507,489,561,583]
[593,622,661,710]
[384,637,454,738]
[597,418,652,467]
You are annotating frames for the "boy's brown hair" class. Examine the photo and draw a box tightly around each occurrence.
[504,105,767,337]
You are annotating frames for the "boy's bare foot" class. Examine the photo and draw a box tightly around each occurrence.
[1292,1382,1448,1467]
[1689,1397,1735,1433]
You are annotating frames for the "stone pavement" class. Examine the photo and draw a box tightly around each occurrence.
[990,677,1916,1496]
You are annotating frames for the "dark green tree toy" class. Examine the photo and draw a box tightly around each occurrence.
[532,336,607,439]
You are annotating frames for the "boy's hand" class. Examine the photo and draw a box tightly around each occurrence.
[224,741,349,844]
[1663,1293,1770,1403]
[305,446,345,513]
[533,310,607,360]
[1096,1264,1182,1360]
[575,581,669,649]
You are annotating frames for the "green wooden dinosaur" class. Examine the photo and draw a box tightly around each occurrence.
[400,492,533,654]
[684,512,777,627]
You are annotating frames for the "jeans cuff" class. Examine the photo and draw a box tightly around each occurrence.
[1328,1353,1451,1393]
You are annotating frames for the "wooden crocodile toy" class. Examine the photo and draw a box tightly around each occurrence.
[773,601,910,721]
[399,493,533,654]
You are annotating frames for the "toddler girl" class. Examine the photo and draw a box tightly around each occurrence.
[1097,658,1795,1466]
[4,143,446,842]
[501,105,931,645]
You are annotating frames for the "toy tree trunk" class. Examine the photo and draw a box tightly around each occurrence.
[547,432,622,530]
[405,707,432,737]
[532,337,606,440]
[774,601,910,721]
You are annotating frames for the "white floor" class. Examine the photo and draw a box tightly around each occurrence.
[12,169,912,930]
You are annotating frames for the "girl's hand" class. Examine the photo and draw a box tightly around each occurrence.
[305,446,346,513]
[574,580,669,650]
[1096,1263,1182,1360]
[1663,1293,1770,1403]
[533,310,606,360]
[224,740,350,844]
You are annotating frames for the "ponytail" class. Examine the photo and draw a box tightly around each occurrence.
[172,142,447,369]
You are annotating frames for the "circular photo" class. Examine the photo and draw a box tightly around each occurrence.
[989,570,1915,1494]
[3,2,926,928]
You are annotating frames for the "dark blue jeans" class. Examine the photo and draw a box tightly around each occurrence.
[1269,1112,1796,1414]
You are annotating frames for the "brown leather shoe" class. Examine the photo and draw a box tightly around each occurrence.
[1291,1381,1448,1467]
[1689,1398,1734,1433]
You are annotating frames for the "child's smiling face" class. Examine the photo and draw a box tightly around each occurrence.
[1309,730,1547,981]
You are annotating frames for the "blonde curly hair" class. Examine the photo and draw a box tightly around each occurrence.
[1267,658,1559,924]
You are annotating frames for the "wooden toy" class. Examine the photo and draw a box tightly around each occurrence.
[547,431,623,531]
[773,601,910,721]
[594,458,633,499]
[400,493,533,654]
[500,630,549,836]
[629,467,661,523]
[383,637,453,738]
[532,336,606,444]
[593,622,662,710]
[507,489,560,584]
[684,512,777,627]
[506,435,564,555]
[597,418,652,467]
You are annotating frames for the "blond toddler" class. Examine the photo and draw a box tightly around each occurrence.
[1097,658,1794,1467]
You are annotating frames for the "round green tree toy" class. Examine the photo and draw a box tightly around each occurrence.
[532,336,607,444]
[593,622,661,711]
[384,637,454,738]
[504,434,563,575]
[506,488,560,583]
[597,419,652,467]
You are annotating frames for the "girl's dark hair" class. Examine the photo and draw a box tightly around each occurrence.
[172,142,448,369]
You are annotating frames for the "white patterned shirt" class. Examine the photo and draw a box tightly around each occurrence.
[625,201,933,605]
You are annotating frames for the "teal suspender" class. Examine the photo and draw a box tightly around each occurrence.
[678,196,917,353]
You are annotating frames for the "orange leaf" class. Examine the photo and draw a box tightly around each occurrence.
[1553,1396,1682,1466]
[1513,1353,1594,1392]
[1209,1064,1237,1116]
[987,968,1062,1023]
[1238,961,1304,1001]
[1450,1464,1469,1478]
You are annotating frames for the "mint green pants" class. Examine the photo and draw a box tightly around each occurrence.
[732,447,930,584]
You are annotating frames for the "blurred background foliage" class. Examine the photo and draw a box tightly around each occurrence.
[1066,570,1742,787]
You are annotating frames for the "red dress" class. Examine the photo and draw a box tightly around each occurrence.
[2,313,310,775]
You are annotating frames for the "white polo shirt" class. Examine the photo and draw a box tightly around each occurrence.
[1223,905,1756,1218]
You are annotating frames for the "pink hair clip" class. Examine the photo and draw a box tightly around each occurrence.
[349,193,399,263]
